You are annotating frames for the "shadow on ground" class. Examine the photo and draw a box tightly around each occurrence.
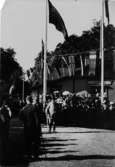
[39,155,115,161]
[56,110,115,130]
[1,117,115,166]
[0,126,29,166]
[40,136,115,161]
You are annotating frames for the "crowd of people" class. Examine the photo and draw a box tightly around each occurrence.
[0,92,59,164]
[0,90,114,164]
[46,90,112,113]
[0,94,42,163]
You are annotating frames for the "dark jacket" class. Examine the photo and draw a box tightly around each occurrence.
[0,105,11,136]
[19,103,41,137]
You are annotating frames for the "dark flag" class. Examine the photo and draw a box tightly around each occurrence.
[105,0,109,24]
[48,0,68,40]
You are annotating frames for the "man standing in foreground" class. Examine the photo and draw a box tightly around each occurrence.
[19,95,41,159]
[32,95,42,158]
[0,99,12,164]
[45,96,57,133]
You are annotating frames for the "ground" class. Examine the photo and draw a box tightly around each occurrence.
[2,118,115,167]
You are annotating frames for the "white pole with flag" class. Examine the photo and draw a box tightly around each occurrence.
[43,0,48,110]
[100,0,104,104]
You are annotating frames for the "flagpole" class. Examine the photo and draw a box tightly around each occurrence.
[43,0,48,110]
[100,0,104,105]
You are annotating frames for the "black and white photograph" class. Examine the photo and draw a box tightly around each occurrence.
[0,0,115,166]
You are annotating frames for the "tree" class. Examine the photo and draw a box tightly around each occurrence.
[0,47,23,84]
[31,21,115,86]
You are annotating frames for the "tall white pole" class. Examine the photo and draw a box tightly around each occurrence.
[43,0,48,109]
[100,0,104,104]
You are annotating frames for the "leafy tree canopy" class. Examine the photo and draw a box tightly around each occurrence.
[0,47,23,84]
[31,22,115,86]
[54,22,115,55]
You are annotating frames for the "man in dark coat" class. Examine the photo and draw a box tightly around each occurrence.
[19,95,41,159]
[0,99,12,164]
[32,96,42,157]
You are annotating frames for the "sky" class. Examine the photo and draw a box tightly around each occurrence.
[0,0,115,70]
